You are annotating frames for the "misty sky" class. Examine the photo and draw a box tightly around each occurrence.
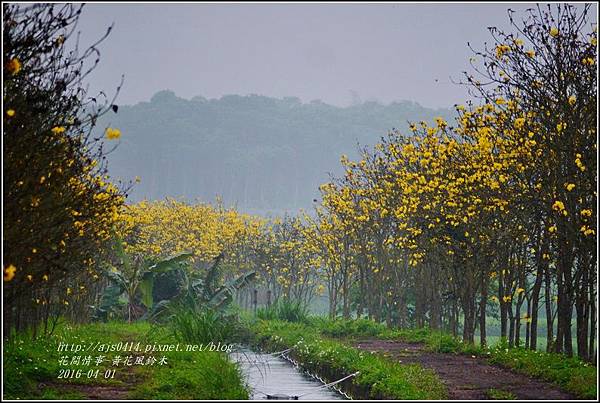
[77,2,597,109]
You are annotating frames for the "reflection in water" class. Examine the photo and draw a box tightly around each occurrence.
[230,349,346,400]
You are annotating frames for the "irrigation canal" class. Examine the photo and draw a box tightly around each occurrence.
[231,349,348,400]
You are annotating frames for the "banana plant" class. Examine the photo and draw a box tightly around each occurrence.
[102,239,193,322]
[144,253,256,322]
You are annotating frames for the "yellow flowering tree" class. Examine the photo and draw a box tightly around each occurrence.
[3,4,128,336]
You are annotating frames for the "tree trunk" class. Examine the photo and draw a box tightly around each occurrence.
[589,279,596,362]
[479,274,488,347]
[529,262,545,350]
[545,265,554,352]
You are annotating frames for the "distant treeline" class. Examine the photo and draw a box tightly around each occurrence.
[101,91,453,213]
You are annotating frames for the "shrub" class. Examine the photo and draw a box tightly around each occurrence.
[256,299,309,323]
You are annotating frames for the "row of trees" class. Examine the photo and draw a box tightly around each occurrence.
[113,199,322,314]
[301,4,596,360]
[3,4,128,337]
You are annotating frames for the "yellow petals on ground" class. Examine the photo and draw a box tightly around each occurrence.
[4,264,17,281]
[105,127,121,140]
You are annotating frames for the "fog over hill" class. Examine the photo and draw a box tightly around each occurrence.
[101,90,453,215]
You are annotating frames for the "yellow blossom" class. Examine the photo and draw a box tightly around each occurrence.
[4,264,17,281]
[526,49,535,58]
[514,117,525,129]
[566,183,575,191]
[105,127,121,140]
[550,27,559,37]
[582,57,595,65]
[6,58,21,75]
[6,109,15,117]
[552,201,565,212]
[495,44,511,58]
[51,126,66,134]
[568,95,576,106]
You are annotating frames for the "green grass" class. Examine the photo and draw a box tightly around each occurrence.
[248,319,448,399]
[487,342,596,399]
[257,300,309,323]
[170,307,241,344]
[129,341,248,400]
[3,321,249,400]
[474,335,579,353]
[487,388,517,399]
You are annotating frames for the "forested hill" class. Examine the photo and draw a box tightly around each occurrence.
[102,90,453,215]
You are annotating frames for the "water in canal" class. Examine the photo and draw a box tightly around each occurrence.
[231,349,347,400]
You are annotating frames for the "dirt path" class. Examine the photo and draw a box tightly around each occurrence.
[354,339,578,400]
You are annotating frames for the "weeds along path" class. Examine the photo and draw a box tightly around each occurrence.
[354,339,577,400]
